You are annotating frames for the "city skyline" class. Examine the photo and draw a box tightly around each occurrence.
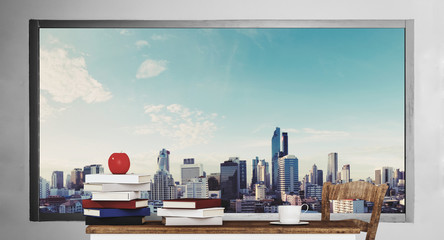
[39,28,405,186]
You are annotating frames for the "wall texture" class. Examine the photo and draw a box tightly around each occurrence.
[1,0,443,239]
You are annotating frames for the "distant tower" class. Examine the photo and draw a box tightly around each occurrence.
[317,169,323,186]
[229,157,247,191]
[257,160,266,183]
[341,164,351,183]
[309,164,318,185]
[70,168,83,190]
[51,171,64,189]
[39,177,50,199]
[375,169,382,185]
[185,177,209,198]
[157,149,170,172]
[278,155,299,196]
[153,149,176,200]
[220,159,240,200]
[282,132,288,156]
[271,127,281,191]
[180,159,203,184]
[381,167,394,187]
[251,157,259,188]
[327,153,338,184]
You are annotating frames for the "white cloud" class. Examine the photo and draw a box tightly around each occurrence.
[136,59,167,79]
[134,104,218,148]
[119,29,133,36]
[302,128,349,137]
[144,104,165,113]
[135,40,150,49]
[151,34,169,41]
[40,48,112,104]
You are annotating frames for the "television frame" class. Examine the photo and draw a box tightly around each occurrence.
[29,19,414,222]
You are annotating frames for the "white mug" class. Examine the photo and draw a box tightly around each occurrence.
[278,204,309,224]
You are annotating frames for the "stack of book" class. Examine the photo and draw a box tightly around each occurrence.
[157,198,224,226]
[83,174,151,225]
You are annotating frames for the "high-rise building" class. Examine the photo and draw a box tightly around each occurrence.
[251,157,259,188]
[375,169,382,185]
[185,177,209,198]
[327,153,338,184]
[271,127,281,191]
[51,171,64,189]
[183,158,194,164]
[317,169,323,186]
[257,160,267,183]
[282,132,288,156]
[382,167,394,187]
[152,171,176,200]
[278,155,299,196]
[220,159,240,200]
[39,177,50,199]
[229,157,247,191]
[341,164,351,183]
[180,160,203,184]
[83,164,104,182]
[157,148,170,172]
[66,174,71,189]
[208,174,220,190]
[255,183,266,200]
[309,164,318,185]
[70,168,83,190]
[305,183,323,199]
[265,161,271,188]
[153,149,176,200]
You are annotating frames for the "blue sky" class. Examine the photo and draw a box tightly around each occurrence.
[39,28,405,184]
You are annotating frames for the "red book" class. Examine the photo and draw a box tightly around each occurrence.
[162,198,221,209]
[82,199,148,209]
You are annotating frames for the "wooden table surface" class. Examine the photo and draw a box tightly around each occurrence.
[86,220,361,234]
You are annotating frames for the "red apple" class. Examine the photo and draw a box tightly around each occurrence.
[108,152,130,174]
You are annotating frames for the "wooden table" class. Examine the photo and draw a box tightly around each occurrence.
[87,220,362,240]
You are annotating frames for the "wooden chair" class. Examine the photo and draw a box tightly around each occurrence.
[321,181,389,240]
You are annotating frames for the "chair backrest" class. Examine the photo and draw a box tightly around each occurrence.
[321,181,388,240]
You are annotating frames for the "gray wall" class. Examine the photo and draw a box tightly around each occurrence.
[1,0,443,239]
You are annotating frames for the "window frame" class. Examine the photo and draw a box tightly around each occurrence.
[29,19,414,222]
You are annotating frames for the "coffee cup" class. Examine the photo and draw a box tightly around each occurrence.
[278,204,309,224]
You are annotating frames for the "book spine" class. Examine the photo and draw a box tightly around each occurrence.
[85,216,146,225]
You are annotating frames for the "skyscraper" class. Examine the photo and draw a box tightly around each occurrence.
[375,169,382,185]
[229,157,247,191]
[51,171,63,189]
[382,166,394,187]
[220,159,240,200]
[70,168,83,190]
[341,164,350,183]
[153,149,176,200]
[278,155,299,196]
[257,160,266,183]
[157,148,170,172]
[185,177,209,198]
[183,158,194,164]
[39,177,50,199]
[282,132,288,156]
[317,169,324,186]
[251,157,259,188]
[309,164,318,185]
[271,127,281,191]
[327,153,338,184]
[83,164,104,182]
[180,159,203,184]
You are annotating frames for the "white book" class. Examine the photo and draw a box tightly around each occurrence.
[85,174,150,184]
[157,207,224,218]
[91,191,141,201]
[162,216,223,226]
[84,182,151,192]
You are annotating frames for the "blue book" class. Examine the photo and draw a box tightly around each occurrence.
[83,207,150,218]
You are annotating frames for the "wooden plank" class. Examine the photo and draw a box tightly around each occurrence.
[86,220,361,234]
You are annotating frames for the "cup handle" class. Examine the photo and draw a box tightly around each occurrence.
[301,203,309,213]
